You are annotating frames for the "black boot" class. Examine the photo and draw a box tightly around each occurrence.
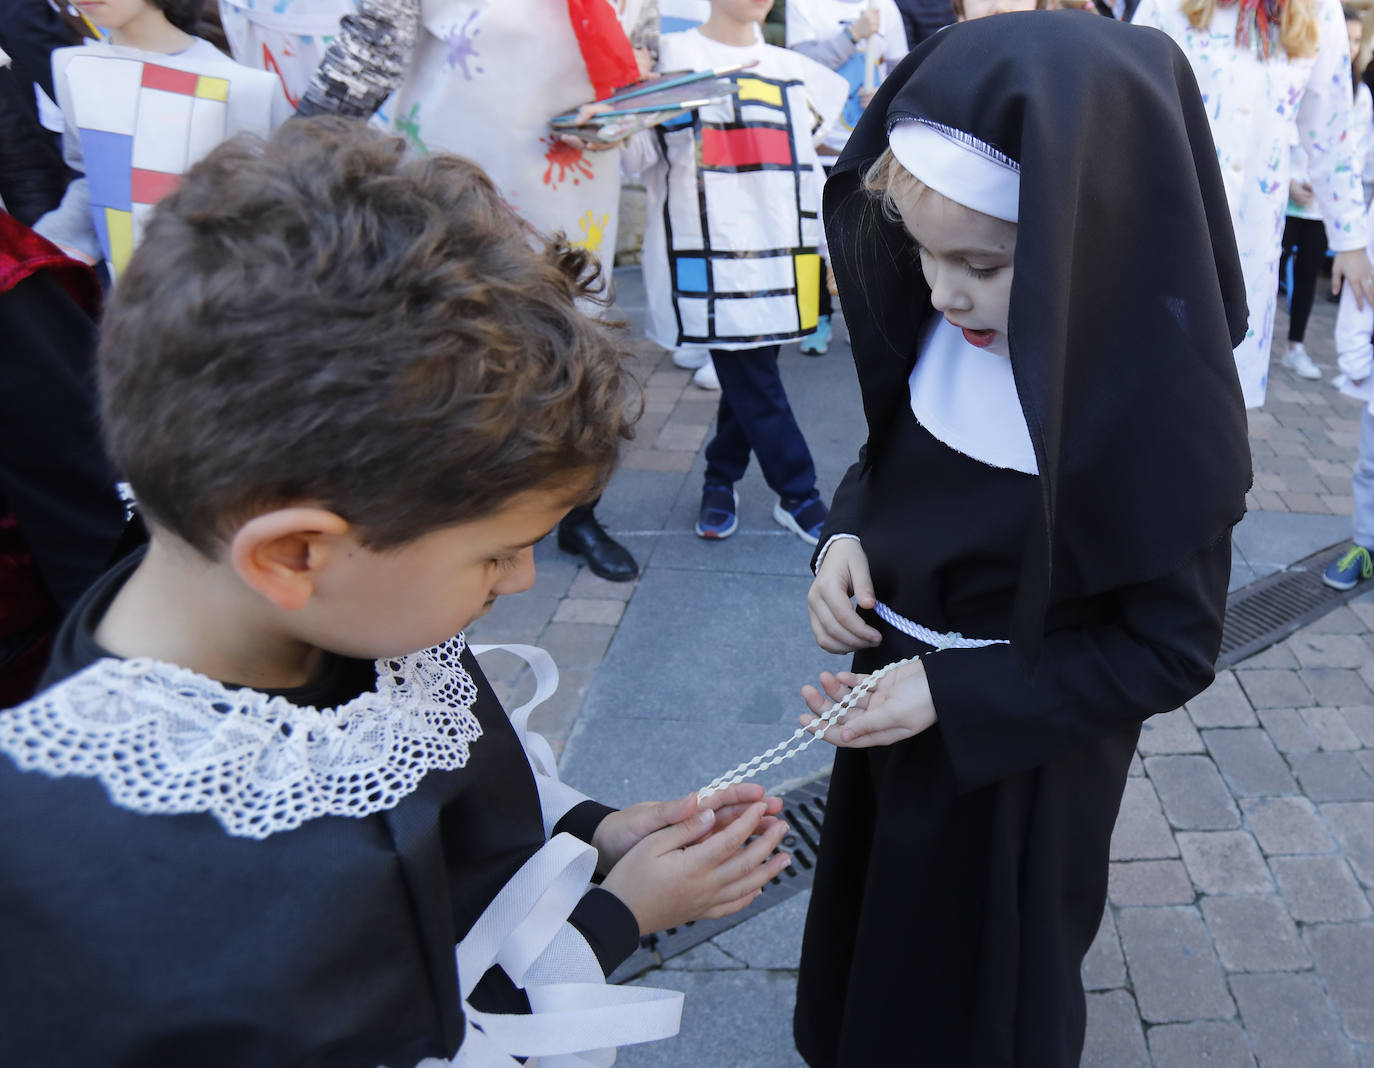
[557,509,638,582]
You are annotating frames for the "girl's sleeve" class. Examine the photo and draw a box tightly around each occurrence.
[31,102,100,262]
[1336,225,1374,379]
[619,129,661,178]
[881,0,910,68]
[295,0,421,119]
[1299,0,1368,251]
[1128,0,1164,30]
[786,0,857,71]
[922,531,1233,792]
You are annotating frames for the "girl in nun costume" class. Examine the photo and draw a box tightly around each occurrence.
[792,13,1252,1066]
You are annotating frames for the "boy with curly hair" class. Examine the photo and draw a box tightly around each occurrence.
[0,117,788,1067]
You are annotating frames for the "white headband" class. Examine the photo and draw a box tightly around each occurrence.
[888,120,1021,223]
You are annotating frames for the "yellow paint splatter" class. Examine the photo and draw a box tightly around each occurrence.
[570,211,610,253]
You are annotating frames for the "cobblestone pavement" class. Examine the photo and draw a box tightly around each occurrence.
[469,272,1374,1066]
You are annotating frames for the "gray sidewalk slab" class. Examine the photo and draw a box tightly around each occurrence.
[467,270,1374,1066]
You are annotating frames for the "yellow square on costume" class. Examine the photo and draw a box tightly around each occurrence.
[795,253,820,331]
[736,78,783,108]
[105,207,134,276]
[194,75,230,101]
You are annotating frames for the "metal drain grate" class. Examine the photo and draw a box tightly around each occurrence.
[608,775,830,983]
[610,542,1359,980]
[1218,542,1360,667]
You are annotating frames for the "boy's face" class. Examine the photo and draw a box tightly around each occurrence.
[301,483,584,659]
[896,185,1017,357]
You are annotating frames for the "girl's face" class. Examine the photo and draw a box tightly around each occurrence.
[1349,18,1364,63]
[75,0,159,32]
[895,186,1018,356]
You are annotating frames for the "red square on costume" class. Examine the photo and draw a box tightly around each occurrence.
[141,63,198,95]
[701,126,793,169]
[130,168,182,203]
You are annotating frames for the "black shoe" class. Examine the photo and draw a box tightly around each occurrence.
[557,513,639,582]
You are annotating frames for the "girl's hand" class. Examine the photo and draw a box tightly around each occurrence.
[798,663,936,748]
[1333,248,1374,311]
[591,785,783,874]
[1288,179,1314,208]
[808,539,882,653]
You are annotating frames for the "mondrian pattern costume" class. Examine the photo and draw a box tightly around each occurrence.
[629,28,847,349]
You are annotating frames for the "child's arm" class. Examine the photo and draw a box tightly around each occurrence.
[294,0,421,119]
[1337,222,1374,383]
[31,106,99,264]
[804,533,1233,792]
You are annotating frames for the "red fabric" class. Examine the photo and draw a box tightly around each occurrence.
[701,126,795,168]
[566,0,640,99]
[141,63,199,94]
[0,211,102,313]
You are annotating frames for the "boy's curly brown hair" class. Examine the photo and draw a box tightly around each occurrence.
[99,117,637,556]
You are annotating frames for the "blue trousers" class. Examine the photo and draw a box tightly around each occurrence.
[704,345,817,501]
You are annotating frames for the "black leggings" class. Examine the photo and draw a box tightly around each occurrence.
[1281,215,1328,343]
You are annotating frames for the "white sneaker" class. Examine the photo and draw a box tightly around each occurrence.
[1282,344,1322,380]
[692,359,720,391]
[672,348,710,370]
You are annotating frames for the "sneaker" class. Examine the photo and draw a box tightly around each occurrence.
[695,483,739,539]
[773,493,827,545]
[692,359,720,391]
[1322,544,1374,590]
[1282,344,1322,380]
[672,348,710,370]
[800,315,831,356]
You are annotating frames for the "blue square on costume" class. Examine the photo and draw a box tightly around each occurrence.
[80,129,133,210]
[660,112,693,132]
[676,257,708,293]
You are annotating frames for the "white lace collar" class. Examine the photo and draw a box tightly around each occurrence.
[909,317,1038,475]
[0,636,483,839]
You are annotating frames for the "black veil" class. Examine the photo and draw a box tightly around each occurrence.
[826,11,1252,658]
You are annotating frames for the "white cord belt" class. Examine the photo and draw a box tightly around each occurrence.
[697,611,1006,800]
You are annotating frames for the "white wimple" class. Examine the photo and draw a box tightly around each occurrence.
[697,612,1007,801]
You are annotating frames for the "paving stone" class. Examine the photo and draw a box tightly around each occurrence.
[1110,778,1180,860]
[1324,802,1374,885]
[1231,972,1358,1068]
[1147,1021,1256,1068]
[1176,831,1273,894]
[1269,855,1372,921]
[1301,707,1365,750]
[1081,907,1126,991]
[1080,990,1149,1068]
[1199,895,1309,972]
[1108,860,1196,906]
[1289,632,1374,670]
[1302,669,1374,707]
[525,664,595,742]
[1300,605,1368,634]
[1139,708,1207,754]
[1204,729,1300,797]
[536,622,616,668]
[1344,706,1374,747]
[1257,708,1322,753]
[1241,796,1337,854]
[1290,753,1374,801]
[710,891,809,971]
[1306,924,1374,1043]
[469,592,561,643]
[1236,668,1315,709]
[660,942,747,971]
[1237,642,1300,669]
[1117,907,1234,1022]
[551,598,626,626]
[1146,755,1241,829]
[1129,751,1144,776]
[1362,750,1374,780]
[566,569,639,602]
[1187,671,1259,727]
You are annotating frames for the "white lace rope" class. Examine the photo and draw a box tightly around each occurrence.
[696,610,1007,801]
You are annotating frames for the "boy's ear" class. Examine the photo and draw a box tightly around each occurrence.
[229,508,351,611]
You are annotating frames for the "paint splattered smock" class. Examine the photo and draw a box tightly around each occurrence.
[1134,0,1367,407]
[623,29,847,350]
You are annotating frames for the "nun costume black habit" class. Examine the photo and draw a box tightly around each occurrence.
[793,13,1251,1066]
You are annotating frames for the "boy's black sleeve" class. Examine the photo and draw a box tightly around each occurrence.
[923,533,1232,792]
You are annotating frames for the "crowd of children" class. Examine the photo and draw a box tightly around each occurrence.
[6,0,1374,1064]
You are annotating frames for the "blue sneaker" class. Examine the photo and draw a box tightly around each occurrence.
[696,483,739,539]
[1323,544,1374,590]
[773,493,827,545]
[800,314,831,356]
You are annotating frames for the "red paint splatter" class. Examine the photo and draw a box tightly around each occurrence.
[542,137,595,189]
[262,45,300,110]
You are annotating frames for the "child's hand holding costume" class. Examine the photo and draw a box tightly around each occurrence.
[798,664,936,748]
[808,538,882,652]
[590,784,784,874]
[600,802,792,934]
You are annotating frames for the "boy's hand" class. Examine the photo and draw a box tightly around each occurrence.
[1333,248,1374,310]
[591,785,784,874]
[808,539,882,653]
[848,8,881,40]
[600,803,792,935]
[799,663,936,748]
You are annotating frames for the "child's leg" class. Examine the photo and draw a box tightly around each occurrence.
[1288,218,1328,343]
[708,345,817,501]
[1354,406,1374,549]
[703,390,752,489]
